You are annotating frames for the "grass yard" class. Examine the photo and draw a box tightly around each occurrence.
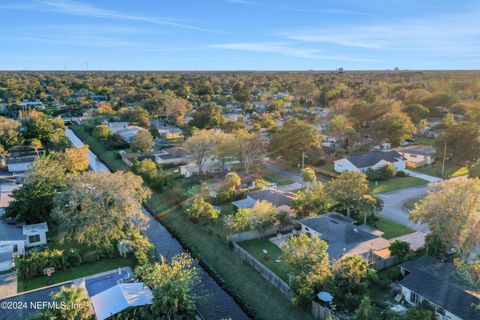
[411,161,468,178]
[402,197,425,211]
[369,176,428,194]
[70,124,130,172]
[264,172,294,186]
[238,238,289,282]
[368,216,414,239]
[18,257,135,293]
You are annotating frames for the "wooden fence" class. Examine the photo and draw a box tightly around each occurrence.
[227,225,294,243]
[232,242,292,298]
[311,301,338,320]
[371,255,398,271]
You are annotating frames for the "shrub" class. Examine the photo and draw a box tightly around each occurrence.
[186,197,219,223]
[389,240,411,261]
[396,170,407,177]
[14,249,66,280]
[377,162,397,180]
[65,249,82,267]
[82,251,99,263]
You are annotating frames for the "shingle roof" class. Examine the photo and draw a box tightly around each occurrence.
[246,188,296,207]
[395,145,437,156]
[399,256,480,319]
[298,213,389,260]
[346,151,405,168]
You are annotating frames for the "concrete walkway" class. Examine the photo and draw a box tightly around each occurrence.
[390,231,426,251]
[0,271,17,299]
[404,169,443,183]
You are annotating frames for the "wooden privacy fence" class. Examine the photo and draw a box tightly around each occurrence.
[232,242,292,298]
[311,301,338,320]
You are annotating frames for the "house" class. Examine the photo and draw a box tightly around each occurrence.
[425,128,445,139]
[399,256,480,320]
[6,149,42,173]
[0,219,48,272]
[87,282,153,320]
[297,213,390,261]
[395,145,436,168]
[155,147,189,165]
[334,150,407,173]
[107,121,129,133]
[180,157,231,178]
[150,121,184,138]
[0,268,151,320]
[116,126,145,143]
[232,188,296,210]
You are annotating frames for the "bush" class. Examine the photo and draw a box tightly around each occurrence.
[396,170,407,177]
[389,240,411,261]
[65,249,82,267]
[82,251,99,263]
[377,162,397,180]
[14,249,66,280]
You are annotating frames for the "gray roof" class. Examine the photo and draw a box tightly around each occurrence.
[399,256,480,319]
[346,151,405,168]
[0,282,73,320]
[0,221,24,242]
[298,213,389,260]
[6,157,36,165]
[395,145,437,156]
[246,188,296,208]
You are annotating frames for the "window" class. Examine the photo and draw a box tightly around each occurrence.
[28,234,41,244]
[12,244,18,253]
[409,291,420,305]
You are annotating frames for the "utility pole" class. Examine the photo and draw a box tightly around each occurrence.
[301,151,305,171]
[441,141,447,177]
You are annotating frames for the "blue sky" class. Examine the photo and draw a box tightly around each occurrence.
[1,0,479,70]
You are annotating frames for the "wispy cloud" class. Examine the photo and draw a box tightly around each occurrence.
[277,6,369,16]
[283,9,480,54]
[209,42,379,62]
[0,34,136,48]
[1,0,227,34]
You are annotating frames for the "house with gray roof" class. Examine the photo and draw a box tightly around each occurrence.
[394,145,436,168]
[399,256,480,320]
[232,188,296,210]
[334,150,406,173]
[297,213,390,261]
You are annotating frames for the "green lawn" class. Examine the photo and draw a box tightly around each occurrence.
[18,257,135,293]
[369,176,428,194]
[238,238,289,282]
[368,216,414,239]
[411,161,468,178]
[402,197,425,211]
[264,172,294,186]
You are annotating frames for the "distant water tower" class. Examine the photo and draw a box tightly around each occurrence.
[394,67,399,71]
[337,67,344,73]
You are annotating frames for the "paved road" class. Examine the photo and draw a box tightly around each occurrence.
[66,129,250,320]
[375,185,430,233]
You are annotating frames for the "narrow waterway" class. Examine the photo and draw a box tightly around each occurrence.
[65,128,250,320]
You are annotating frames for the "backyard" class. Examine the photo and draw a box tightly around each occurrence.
[369,176,428,194]
[18,257,135,292]
[368,216,415,239]
[238,238,289,282]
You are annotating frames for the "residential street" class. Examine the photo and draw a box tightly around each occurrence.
[375,185,430,233]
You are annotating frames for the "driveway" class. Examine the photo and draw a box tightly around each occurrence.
[265,161,303,184]
[404,169,443,183]
[0,271,17,299]
[375,185,430,233]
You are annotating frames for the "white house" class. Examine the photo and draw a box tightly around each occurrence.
[334,151,406,173]
[0,218,48,272]
[6,157,36,173]
[399,256,480,320]
[180,157,231,178]
[107,121,129,133]
[395,145,436,168]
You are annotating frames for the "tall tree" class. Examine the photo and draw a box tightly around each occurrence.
[0,116,22,148]
[184,129,219,177]
[52,171,151,249]
[435,121,480,162]
[130,130,154,153]
[411,179,480,262]
[234,130,266,174]
[292,183,329,218]
[371,112,416,146]
[269,118,321,164]
[32,285,91,320]
[326,172,369,218]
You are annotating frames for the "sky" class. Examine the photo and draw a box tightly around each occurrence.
[0,0,480,70]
